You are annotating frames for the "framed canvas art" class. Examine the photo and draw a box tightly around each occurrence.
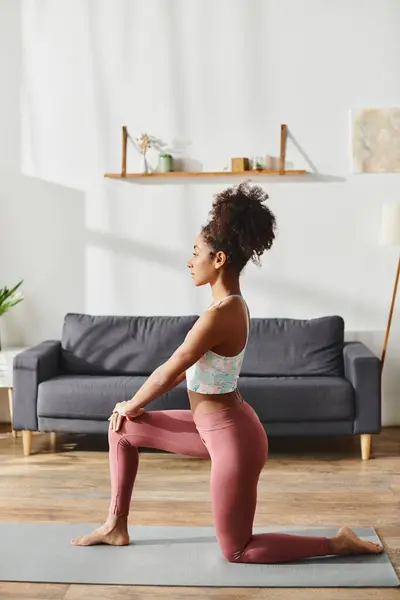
[351,108,400,173]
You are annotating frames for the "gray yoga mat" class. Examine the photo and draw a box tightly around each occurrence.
[0,523,398,588]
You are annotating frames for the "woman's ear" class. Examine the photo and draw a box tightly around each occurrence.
[215,250,227,269]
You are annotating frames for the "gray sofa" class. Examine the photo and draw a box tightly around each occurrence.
[12,313,381,460]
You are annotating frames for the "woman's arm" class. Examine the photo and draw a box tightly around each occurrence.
[127,309,225,411]
[162,371,186,394]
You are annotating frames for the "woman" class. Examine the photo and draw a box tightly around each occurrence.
[71,182,383,562]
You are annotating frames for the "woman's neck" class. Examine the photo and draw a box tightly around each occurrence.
[210,279,241,303]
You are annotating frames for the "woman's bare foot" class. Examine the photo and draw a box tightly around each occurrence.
[330,526,383,556]
[70,516,130,546]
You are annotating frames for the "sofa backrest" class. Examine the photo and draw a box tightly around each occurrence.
[61,313,344,378]
[61,313,198,375]
[241,315,345,377]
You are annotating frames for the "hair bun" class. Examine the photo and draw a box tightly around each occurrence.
[201,181,277,273]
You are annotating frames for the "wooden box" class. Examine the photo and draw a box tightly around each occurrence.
[231,157,250,172]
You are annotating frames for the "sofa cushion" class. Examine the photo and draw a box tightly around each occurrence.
[37,375,190,420]
[238,376,354,422]
[61,313,198,375]
[241,316,345,377]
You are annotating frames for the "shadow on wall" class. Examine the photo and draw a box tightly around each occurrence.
[85,171,386,327]
[84,219,383,324]
[286,128,346,183]
[244,271,386,326]
[0,2,85,346]
[0,167,383,344]
[0,0,20,169]
[86,230,187,270]
[0,169,85,345]
[84,184,203,316]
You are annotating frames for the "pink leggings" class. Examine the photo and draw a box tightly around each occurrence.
[108,400,333,563]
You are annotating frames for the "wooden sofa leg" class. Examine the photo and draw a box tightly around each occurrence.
[22,431,33,456]
[50,432,57,452]
[8,388,17,438]
[361,434,371,460]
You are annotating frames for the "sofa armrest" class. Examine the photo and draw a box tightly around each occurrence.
[343,341,381,434]
[12,341,61,431]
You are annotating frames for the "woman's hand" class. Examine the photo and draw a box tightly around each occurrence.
[108,401,145,432]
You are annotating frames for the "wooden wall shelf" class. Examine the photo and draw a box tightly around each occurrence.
[104,169,307,179]
[104,124,308,180]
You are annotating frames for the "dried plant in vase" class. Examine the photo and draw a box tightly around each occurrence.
[135,133,166,173]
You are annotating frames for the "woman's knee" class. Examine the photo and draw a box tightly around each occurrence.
[108,426,119,445]
[218,538,246,563]
[220,545,244,563]
[108,425,129,448]
[108,423,143,452]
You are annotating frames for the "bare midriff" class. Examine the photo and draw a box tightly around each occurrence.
[188,389,242,416]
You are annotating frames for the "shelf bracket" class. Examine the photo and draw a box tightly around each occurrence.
[279,124,287,174]
[121,125,128,177]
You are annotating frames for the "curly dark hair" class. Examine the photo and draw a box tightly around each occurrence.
[201,181,277,273]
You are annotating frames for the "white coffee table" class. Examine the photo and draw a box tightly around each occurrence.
[0,347,28,437]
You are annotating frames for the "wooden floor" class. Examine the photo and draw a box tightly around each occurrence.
[0,425,399,599]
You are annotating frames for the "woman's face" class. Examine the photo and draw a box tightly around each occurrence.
[187,233,225,286]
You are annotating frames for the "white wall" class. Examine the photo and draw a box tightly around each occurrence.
[1,0,400,425]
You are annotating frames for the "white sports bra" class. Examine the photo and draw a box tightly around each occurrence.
[186,295,249,394]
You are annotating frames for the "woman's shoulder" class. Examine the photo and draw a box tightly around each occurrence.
[208,296,249,324]
[209,295,248,311]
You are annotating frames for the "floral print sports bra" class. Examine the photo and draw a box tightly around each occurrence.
[186,295,250,395]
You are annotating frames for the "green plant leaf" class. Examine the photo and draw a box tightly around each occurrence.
[0,280,24,313]
[0,287,9,304]
[7,280,23,297]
